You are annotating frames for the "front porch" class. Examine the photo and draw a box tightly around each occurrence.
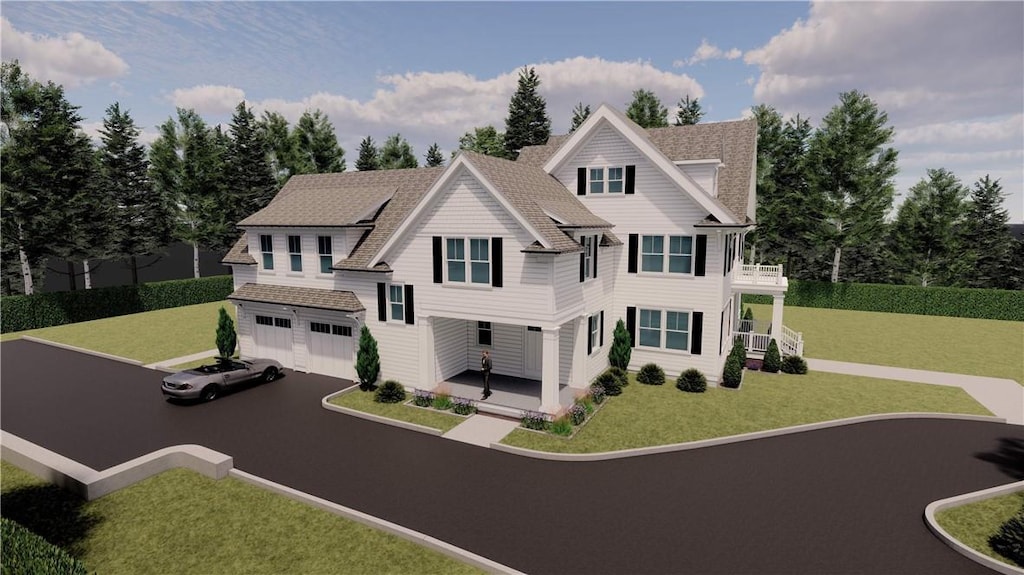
[440,370,578,418]
[731,264,803,357]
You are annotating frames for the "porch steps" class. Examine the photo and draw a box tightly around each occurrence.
[442,414,520,447]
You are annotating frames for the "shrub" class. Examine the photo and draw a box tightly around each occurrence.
[520,410,549,430]
[355,325,380,391]
[636,363,665,385]
[215,306,237,359]
[730,336,747,365]
[743,306,754,321]
[722,355,743,388]
[568,403,587,426]
[780,355,808,375]
[589,384,606,404]
[451,396,476,416]
[676,368,707,393]
[989,508,1024,568]
[1,518,88,575]
[412,389,433,407]
[594,370,622,396]
[609,318,632,369]
[607,365,629,388]
[431,392,453,411]
[550,415,573,436]
[373,380,406,403]
[762,339,781,373]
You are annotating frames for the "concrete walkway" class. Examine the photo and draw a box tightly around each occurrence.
[442,414,520,447]
[807,358,1024,425]
[144,349,219,371]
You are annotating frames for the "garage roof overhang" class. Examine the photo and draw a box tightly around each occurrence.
[228,283,365,313]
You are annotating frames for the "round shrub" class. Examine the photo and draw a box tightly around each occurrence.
[607,366,629,388]
[722,355,743,388]
[374,380,406,403]
[989,510,1024,568]
[594,371,622,396]
[781,355,808,375]
[676,368,707,393]
[762,339,781,373]
[636,363,665,385]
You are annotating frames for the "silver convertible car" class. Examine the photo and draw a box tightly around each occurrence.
[161,358,283,401]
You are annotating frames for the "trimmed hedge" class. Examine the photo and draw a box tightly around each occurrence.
[1,518,88,575]
[1,275,234,333]
[742,280,1023,322]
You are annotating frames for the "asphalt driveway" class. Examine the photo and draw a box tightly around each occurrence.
[2,339,1021,574]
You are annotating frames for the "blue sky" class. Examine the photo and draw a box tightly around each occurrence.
[3,1,1022,221]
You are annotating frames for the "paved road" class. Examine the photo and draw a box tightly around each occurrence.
[2,339,1021,574]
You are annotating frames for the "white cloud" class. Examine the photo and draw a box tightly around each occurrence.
[674,39,743,67]
[169,85,247,115]
[0,17,128,88]
[893,115,1023,147]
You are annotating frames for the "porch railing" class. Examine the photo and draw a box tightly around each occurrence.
[735,264,785,285]
[732,323,804,357]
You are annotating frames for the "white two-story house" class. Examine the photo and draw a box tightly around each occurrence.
[222,104,801,413]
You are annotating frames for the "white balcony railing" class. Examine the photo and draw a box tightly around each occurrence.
[735,264,785,286]
[732,323,804,357]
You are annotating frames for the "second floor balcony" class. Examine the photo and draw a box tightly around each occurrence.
[733,264,788,292]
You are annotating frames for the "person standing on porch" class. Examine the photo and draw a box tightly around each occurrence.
[481,349,492,399]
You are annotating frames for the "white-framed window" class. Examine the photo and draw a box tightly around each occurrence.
[583,235,595,279]
[607,167,624,193]
[668,236,693,274]
[389,284,404,321]
[642,235,694,274]
[470,238,490,284]
[588,166,625,195]
[259,235,274,270]
[288,235,302,272]
[638,308,691,352]
[317,236,332,274]
[478,321,492,346]
[638,308,661,347]
[589,314,601,354]
[641,235,664,272]
[665,311,689,350]
[589,167,606,194]
[446,238,465,282]
[447,237,489,284]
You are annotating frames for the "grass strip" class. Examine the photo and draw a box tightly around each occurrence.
[935,491,1024,568]
[328,389,467,433]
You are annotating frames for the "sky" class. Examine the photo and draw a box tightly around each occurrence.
[3,1,1022,222]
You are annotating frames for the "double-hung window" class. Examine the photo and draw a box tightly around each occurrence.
[668,236,693,273]
[589,168,606,194]
[641,236,664,272]
[589,314,601,353]
[317,236,333,273]
[638,308,661,347]
[288,235,302,272]
[470,238,490,284]
[642,235,694,274]
[638,309,691,351]
[446,238,465,282]
[665,311,689,350]
[260,234,274,270]
[606,167,624,193]
[478,321,492,346]
[389,285,404,321]
[447,237,489,284]
[589,166,624,194]
[583,235,594,278]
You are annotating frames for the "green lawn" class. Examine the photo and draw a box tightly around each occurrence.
[171,354,239,370]
[748,304,1024,384]
[0,301,232,364]
[328,389,467,433]
[0,460,481,575]
[936,491,1024,568]
[500,371,992,453]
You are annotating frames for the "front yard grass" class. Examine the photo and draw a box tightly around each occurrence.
[935,491,1024,568]
[0,301,231,364]
[328,388,467,433]
[747,304,1024,384]
[500,371,992,453]
[0,460,481,575]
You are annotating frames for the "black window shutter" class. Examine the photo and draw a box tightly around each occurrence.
[723,237,729,276]
[719,312,725,355]
[376,283,387,321]
[587,318,593,355]
[491,237,503,287]
[404,285,415,325]
[600,311,605,346]
[432,236,442,283]
[593,235,599,277]
[626,307,636,348]
[579,236,585,282]
[577,168,587,196]
[625,165,636,194]
[695,234,707,277]
[628,234,638,273]
[691,311,703,355]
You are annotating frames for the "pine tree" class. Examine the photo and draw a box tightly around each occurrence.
[762,339,781,373]
[609,319,632,370]
[379,133,418,169]
[259,111,297,186]
[215,306,237,360]
[625,89,669,128]
[806,90,898,283]
[887,168,968,287]
[674,95,704,126]
[425,142,445,167]
[355,136,380,171]
[570,102,591,133]
[356,325,381,390]
[959,175,1020,289]
[99,102,174,285]
[293,109,345,174]
[504,66,551,159]
[458,126,509,159]
[225,101,278,219]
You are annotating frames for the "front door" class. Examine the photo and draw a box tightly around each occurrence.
[523,326,542,379]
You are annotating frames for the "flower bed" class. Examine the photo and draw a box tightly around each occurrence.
[407,387,477,417]
[516,383,607,438]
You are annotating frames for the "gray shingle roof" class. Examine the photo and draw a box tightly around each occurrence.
[222,233,256,265]
[227,283,364,312]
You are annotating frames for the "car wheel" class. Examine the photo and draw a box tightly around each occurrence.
[201,384,219,401]
[263,367,279,382]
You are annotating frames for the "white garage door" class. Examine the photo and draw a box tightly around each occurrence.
[308,322,354,378]
[253,314,294,368]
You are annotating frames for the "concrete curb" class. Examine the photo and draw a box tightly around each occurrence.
[321,388,445,437]
[924,480,1024,575]
[21,335,143,366]
[488,412,1006,461]
[1,431,231,500]
[230,469,524,574]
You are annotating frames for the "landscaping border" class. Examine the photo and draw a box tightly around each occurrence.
[924,480,1024,575]
[21,335,143,366]
[321,388,445,436]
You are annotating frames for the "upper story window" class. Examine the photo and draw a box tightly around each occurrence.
[317,236,333,274]
[470,238,490,283]
[583,235,595,278]
[389,284,404,321]
[589,313,602,354]
[288,235,302,272]
[669,236,693,274]
[642,235,694,274]
[446,238,465,282]
[579,165,634,196]
[446,237,489,284]
[641,236,664,272]
[259,234,274,270]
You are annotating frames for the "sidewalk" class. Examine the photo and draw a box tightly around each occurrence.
[807,358,1024,425]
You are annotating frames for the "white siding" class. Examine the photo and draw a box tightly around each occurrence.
[342,273,420,386]
[236,304,254,359]
[434,317,468,380]
[232,265,256,289]
[244,227,349,289]
[465,322,525,377]
[559,322,575,386]
[677,162,718,196]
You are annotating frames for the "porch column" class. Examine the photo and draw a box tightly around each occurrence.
[770,295,784,344]
[418,315,436,389]
[540,326,561,414]
[571,315,588,389]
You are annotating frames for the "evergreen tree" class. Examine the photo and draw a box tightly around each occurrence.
[959,175,1020,289]
[625,89,669,128]
[806,90,899,283]
[458,126,509,158]
[887,168,968,287]
[609,319,632,370]
[379,133,418,169]
[293,109,345,174]
[355,136,380,171]
[356,325,380,390]
[215,306,237,359]
[259,111,298,186]
[504,66,551,159]
[425,142,445,167]
[762,339,781,373]
[99,102,174,285]
[225,101,278,219]
[570,102,591,133]
[674,95,704,126]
